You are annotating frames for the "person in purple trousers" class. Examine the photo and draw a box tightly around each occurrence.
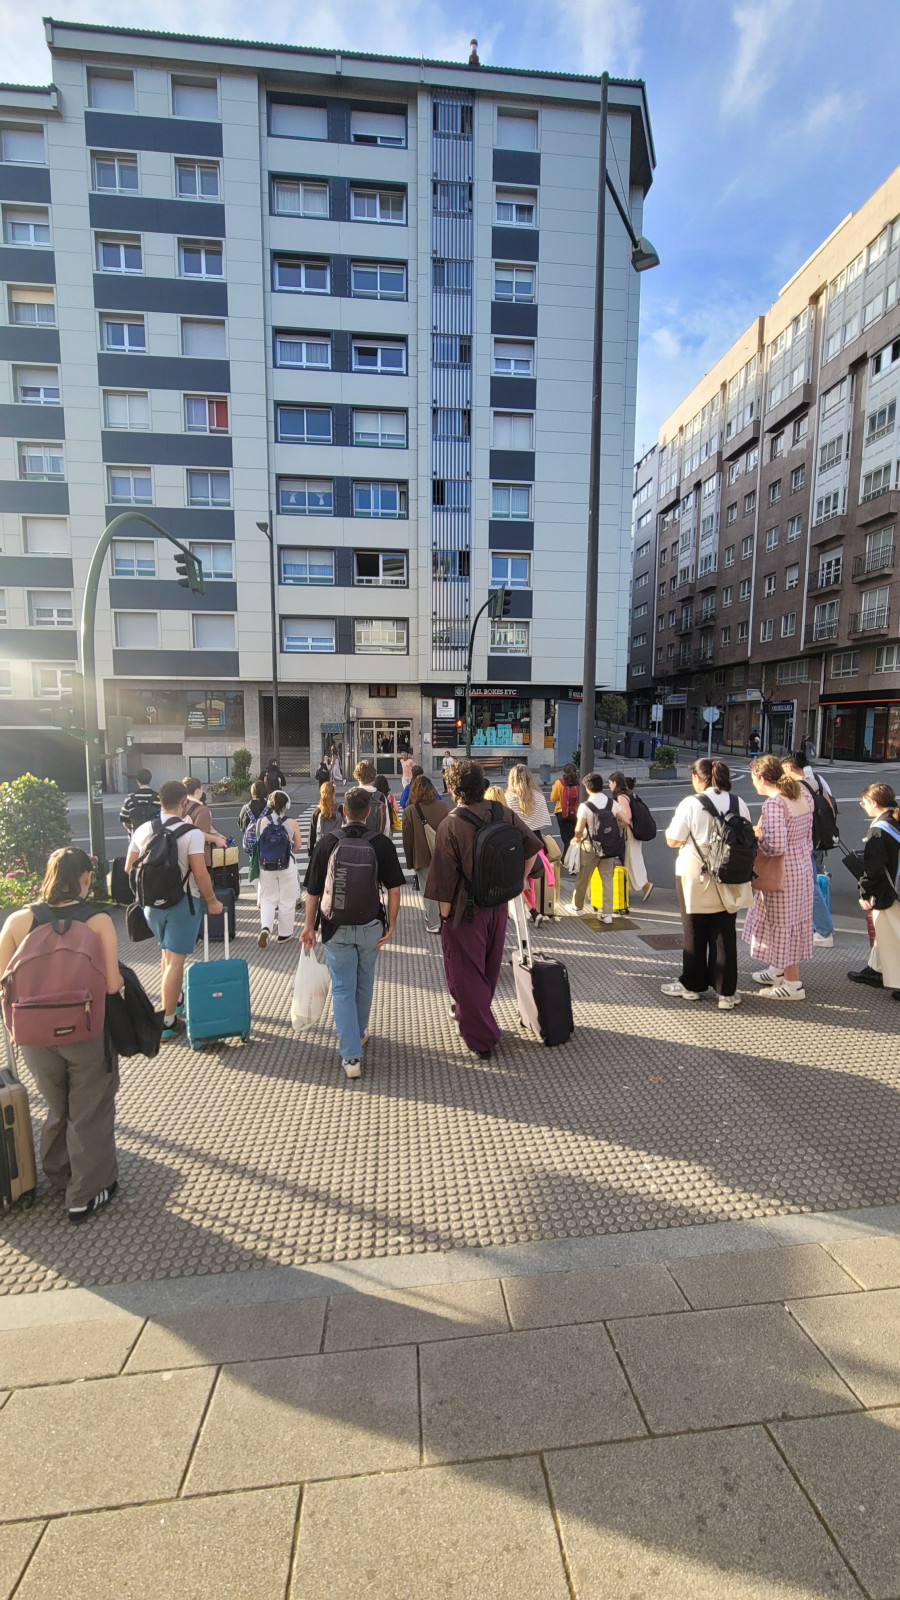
[425,759,540,1059]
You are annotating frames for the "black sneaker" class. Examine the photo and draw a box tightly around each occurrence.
[847,968,883,987]
[68,1182,117,1224]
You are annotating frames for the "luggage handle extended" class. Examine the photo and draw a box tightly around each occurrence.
[202,907,230,962]
[510,894,534,972]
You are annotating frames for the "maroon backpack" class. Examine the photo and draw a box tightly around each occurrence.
[1,907,107,1048]
[560,784,580,820]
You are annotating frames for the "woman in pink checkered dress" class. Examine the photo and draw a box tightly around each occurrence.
[743,754,814,999]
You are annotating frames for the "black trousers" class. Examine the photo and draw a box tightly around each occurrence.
[677,879,738,996]
[557,816,576,854]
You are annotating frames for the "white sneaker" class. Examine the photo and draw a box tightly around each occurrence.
[718,994,742,1010]
[342,1058,362,1079]
[758,983,806,1001]
[661,981,702,1000]
[599,913,613,925]
[752,967,784,985]
[813,933,834,948]
[565,902,581,915]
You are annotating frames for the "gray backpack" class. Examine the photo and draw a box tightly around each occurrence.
[320,829,383,928]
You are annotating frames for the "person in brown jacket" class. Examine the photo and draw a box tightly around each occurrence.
[401,775,451,934]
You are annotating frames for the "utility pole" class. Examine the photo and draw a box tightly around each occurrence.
[581,71,609,770]
[465,589,511,757]
[256,519,280,767]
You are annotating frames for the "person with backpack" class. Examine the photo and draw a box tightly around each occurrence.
[308,781,343,855]
[343,760,389,835]
[744,754,815,1001]
[401,775,450,934]
[300,786,405,1078]
[550,764,581,862]
[374,773,401,833]
[848,781,900,999]
[425,759,540,1059]
[255,790,303,948]
[125,780,223,1042]
[261,759,286,797]
[661,759,754,1008]
[238,780,267,835]
[119,769,159,835]
[567,773,625,924]
[609,771,654,902]
[0,847,124,1222]
[783,752,837,948]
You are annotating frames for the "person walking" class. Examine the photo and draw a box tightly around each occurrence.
[400,751,416,789]
[745,754,814,1000]
[374,773,400,834]
[125,780,223,1041]
[346,760,389,833]
[182,776,227,859]
[425,759,540,1059]
[118,769,159,836]
[567,773,624,924]
[261,758,286,797]
[782,751,835,948]
[401,774,450,934]
[399,764,423,811]
[256,790,303,948]
[505,764,553,839]
[441,750,454,794]
[661,759,752,1008]
[550,763,581,861]
[301,786,405,1078]
[328,744,344,785]
[609,771,653,901]
[308,780,343,855]
[239,780,267,834]
[0,847,124,1221]
[848,781,900,999]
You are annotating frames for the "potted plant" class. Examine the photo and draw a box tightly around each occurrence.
[648,743,679,780]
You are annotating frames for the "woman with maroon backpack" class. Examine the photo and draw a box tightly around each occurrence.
[551,763,581,862]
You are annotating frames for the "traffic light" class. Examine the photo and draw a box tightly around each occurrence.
[106,715,132,755]
[173,544,205,595]
[455,717,464,732]
[488,586,512,621]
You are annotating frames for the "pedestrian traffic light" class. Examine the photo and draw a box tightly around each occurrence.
[455,717,464,731]
[488,586,512,620]
[173,544,205,595]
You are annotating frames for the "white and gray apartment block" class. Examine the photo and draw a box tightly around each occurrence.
[628,162,900,763]
[0,21,653,788]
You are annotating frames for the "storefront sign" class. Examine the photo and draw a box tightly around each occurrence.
[434,698,456,718]
[666,692,687,706]
[746,688,762,701]
[769,700,795,715]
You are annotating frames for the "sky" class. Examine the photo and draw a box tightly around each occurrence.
[5,0,900,458]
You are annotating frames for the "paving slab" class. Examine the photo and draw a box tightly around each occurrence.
[547,1427,863,1599]
[420,1322,644,1464]
[502,1260,689,1329]
[125,1296,327,1372]
[667,1243,859,1310]
[824,1234,900,1289]
[0,1316,142,1389]
[14,1487,299,1600]
[185,1344,419,1493]
[788,1288,900,1407]
[772,1408,900,1600]
[322,1278,508,1351]
[0,1367,215,1522]
[0,1524,43,1600]
[608,1304,860,1433]
[290,1457,571,1600]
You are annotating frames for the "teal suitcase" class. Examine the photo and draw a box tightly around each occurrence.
[184,917,251,1049]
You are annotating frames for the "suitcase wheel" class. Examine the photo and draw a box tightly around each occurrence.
[20,1188,36,1209]
[241,1032,250,1043]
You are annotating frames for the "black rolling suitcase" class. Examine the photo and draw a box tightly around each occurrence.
[211,846,241,901]
[197,885,236,943]
[1,1030,37,1211]
[109,857,135,906]
[510,896,574,1046]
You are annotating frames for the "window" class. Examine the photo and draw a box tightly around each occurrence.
[657,610,665,628]
[763,572,776,596]
[635,540,651,561]
[863,295,882,329]
[19,443,63,480]
[434,100,473,135]
[188,543,233,581]
[791,465,805,492]
[433,334,471,366]
[350,261,406,299]
[819,436,843,472]
[114,611,158,649]
[489,552,531,590]
[179,241,223,278]
[496,108,538,149]
[352,409,406,449]
[1,124,45,163]
[865,525,895,571]
[786,514,801,541]
[96,235,142,273]
[350,108,406,147]
[112,539,156,578]
[24,517,68,554]
[91,152,138,193]
[0,662,10,695]
[433,550,470,581]
[720,625,731,645]
[770,432,784,460]
[184,395,228,433]
[354,618,408,654]
[181,319,226,357]
[8,286,55,325]
[493,339,534,377]
[872,338,900,377]
[433,259,472,290]
[192,613,234,649]
[172,77,219,119]
[100,314,144,352]
[747,445,759,469]
[831,651,859,677]
[739,578,751,600]
[87,70,134,111]
[187,469,231,507]
[276,405,332,444]
[107,466,151,504]
[490,620,530,654]
[432,409,471,440]
[351,339,405,374]
[860,585,890,628]
[724,545,735,567]
[103,390,149,430]
[274,333,330,371]
[813,600,839,639]
[862,465,892,501]
[353,552,407,587]
[491,482,531,520]
[280,548,335,585]
[433,182,472,216]
[269,102,328,139]
[432,478,470,508]
[793,415,809,444]
[737,621,749,643]
[636,569,652,587]
[282,617,335,653]
[722,585,733,607]
[28,590,72,628]
[492,411,533,450]
[353,481,406,518]
[633,602,649,620]
[765,526,778,551]
[779,611,796,637]
[768,479,782,505]
[785,564,799,590]
[657,582,666,598]
[3,207,50,246]
[875,645,900,673]
[741,535,754,558]
[495,188,536,227]
[867,402,896,442]
[744,491,756,514]
[632,633,647,648]
[272,178,328,217]
[726,503,737,525]
[278,478,333,515]
[175,160,219,199]
[273,257,329,295]
[818,553,843,586]
[494,263,535,303]
[351,188,405,224]
[31,664,71,698]
[777,659,810,683]
[15,366,59,404]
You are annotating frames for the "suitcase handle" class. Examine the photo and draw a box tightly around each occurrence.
[202,908,230,962]
[510,895,533,971]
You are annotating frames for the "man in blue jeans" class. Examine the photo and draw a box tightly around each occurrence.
[301,786,404,1079]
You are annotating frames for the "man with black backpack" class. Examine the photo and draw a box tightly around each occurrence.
[119,769,159,835]
[125,780,223,1042]
[300,786,405,1078]
[425,759,540,1059]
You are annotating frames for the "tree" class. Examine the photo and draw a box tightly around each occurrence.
[0,773,71,878]
[596,692,628,755]
[231,747,253,791]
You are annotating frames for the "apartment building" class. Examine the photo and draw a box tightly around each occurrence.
[628,164,900,763]
[0,22,653,788]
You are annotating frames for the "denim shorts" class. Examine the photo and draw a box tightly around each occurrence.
[145,894,203,954]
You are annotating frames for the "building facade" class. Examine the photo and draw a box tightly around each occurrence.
[628,165,900,763]
[0,23,653,788]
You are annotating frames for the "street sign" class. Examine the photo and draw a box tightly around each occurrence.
[702,707,719,724]
[651,702,663,721]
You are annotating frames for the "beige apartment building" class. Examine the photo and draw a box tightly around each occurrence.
[628,164,900,762]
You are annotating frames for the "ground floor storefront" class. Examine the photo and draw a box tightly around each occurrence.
[821,694,900,761]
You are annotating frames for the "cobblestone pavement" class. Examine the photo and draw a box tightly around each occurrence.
[2,876,900,1294]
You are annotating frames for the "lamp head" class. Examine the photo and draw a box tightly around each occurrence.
[631,235,660,272]
[255,520,269,534]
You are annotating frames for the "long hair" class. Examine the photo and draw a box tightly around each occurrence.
[483,784,505,803]
[40,847,94,905]
[409,775,438,807]
[753,754,799,799]
[318,781,336,819]
[608,770,634,794]
[506,763,539,814]
[562,763,578,786]
[692,758,732,792]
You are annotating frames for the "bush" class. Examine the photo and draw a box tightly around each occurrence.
[0,871,42,910]
[653,744,677,768]
[231,747,253,788]
[0,774,71,879]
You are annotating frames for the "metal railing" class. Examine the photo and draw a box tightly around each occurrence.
[849,607,891,635]
[852,546,894,578]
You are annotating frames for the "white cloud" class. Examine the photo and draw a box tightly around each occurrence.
[800,89,862,135]
[552,0,643,76]
[719,0,799,119]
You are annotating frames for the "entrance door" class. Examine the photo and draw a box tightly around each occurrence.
[260,695,310,772]
[357,717,412,776]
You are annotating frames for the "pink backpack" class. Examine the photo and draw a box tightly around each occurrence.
[1,910,108,1049]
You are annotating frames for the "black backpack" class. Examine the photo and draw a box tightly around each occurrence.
[340,792,386,836]
[130,820,194,910]
[125,789,160,829]
[104,963,163,1058]
[693,794,757,884]
[801,776,839,852]
[457,803,526,916]
[585,798,624,859]
[628,792,658,841]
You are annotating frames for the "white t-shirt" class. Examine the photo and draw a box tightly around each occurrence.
[576,793,623,842]
[257,810,302,860]
[507,790,554,834]
[666,789,751,877]
[802,767,834,803]
[130,810,205,893]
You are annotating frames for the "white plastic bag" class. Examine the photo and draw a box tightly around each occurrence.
[563,839,581,873]
[291,943,331,1032]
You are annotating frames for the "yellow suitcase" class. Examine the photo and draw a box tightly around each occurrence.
[589,864,629,913]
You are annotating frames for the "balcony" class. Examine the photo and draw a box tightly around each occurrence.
[699,607,716,625]
[694,647,716,667]
[849,607,891,636]
[807,569,843,594]
[675,617,694,635]
[809,618,839,642]
[677,653,693,671]
[723,411,761,459]
[856,489,900,527]
[764,380,813,435]
[853,546,895,579]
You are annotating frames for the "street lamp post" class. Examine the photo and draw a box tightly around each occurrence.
[256,519,280,769]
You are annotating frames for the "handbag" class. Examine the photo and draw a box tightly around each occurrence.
[126,902,154,942]
[290,943,331,1032]
[751,850,785,893]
